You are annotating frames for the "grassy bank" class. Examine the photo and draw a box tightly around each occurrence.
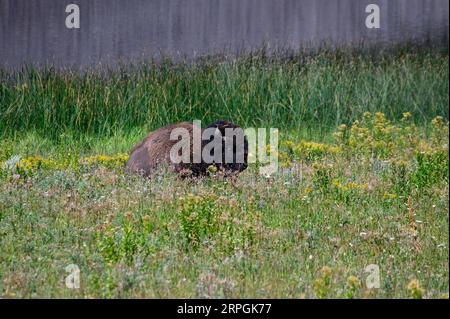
[1,47,448,138]
[0,112,448,298]
[0,48,448,298]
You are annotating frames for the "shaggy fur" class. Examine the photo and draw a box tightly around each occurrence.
[126,120,248,177]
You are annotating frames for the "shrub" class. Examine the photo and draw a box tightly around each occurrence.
[312,164,334,192]
[178,193,259,253]
[339,112,420,159]
[1,155,60,178]
[407,279,425,299]
[81,154,129,169]
[411,149,449,189]
[281,140,340,163]
[390,160,412,196]
[345,275,361,299]
[313,266,333,299]
[96,213,156,265]
[332,179,369,202]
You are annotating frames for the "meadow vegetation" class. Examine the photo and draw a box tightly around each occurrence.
[0,47,448,298]
[0,46,448,137]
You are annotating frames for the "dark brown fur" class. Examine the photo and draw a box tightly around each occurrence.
[125,122,197,176]
[126,121,248,177]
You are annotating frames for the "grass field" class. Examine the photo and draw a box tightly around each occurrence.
[0,47,448,298]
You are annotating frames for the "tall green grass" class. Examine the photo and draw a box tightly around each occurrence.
[0,47,448,139]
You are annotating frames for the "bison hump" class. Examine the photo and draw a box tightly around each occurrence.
[126,122,196,176]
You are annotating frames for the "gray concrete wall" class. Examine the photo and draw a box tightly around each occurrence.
[0,0,448,69]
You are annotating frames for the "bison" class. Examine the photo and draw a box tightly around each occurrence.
[126,120,248,177]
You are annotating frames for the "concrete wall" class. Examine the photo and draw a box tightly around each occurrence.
[0,0,448,69]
